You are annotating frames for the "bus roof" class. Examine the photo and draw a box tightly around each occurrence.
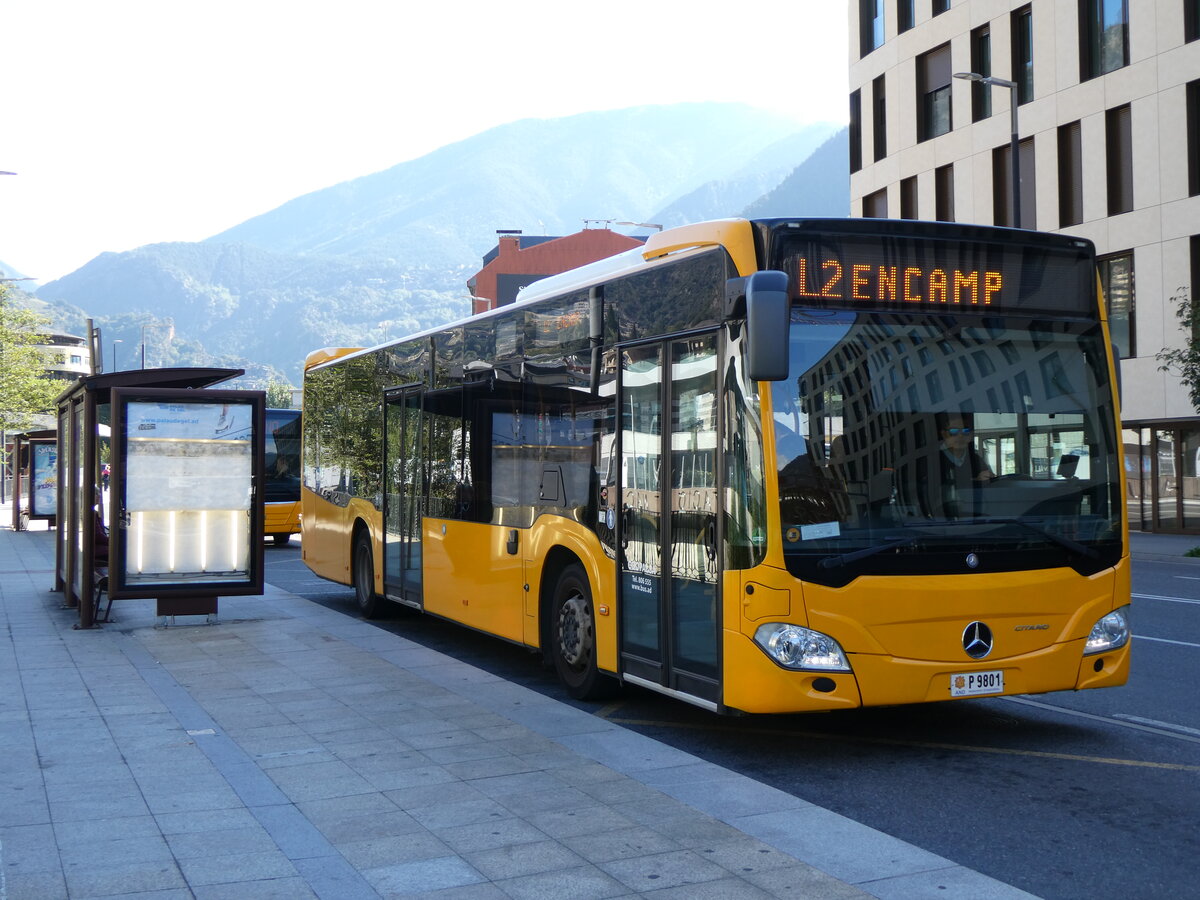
[302,217,1098,377]
[514,218,759,304]
[304,346,364,372]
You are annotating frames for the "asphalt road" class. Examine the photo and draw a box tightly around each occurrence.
[265,539,1200,900]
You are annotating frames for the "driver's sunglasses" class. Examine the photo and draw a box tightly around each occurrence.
[946,427,972,435]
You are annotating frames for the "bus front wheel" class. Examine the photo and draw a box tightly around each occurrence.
[352,531,382,619]
[551,563,613,700]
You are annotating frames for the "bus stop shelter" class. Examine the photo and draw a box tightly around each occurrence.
[9,428,57,531]
[55,367,265,628]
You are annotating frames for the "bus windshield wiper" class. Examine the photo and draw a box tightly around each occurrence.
[977,517,1104,561]
[817,517,1104,569]
[818,534,921,569]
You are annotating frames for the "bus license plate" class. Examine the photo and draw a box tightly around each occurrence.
[950,670,1004,697]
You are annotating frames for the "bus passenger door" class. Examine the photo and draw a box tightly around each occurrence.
[384,388,423,607]
[618,333,721,706]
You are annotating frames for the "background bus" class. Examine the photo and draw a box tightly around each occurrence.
[301,217,1130,714]
[264,408,302,545]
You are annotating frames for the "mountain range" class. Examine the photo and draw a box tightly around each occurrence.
[30,103,850,385]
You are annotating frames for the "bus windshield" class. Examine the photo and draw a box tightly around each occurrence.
[265,409,302,504]
[770,309,1122,585]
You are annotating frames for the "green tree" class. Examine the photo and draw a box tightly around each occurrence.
[0,284,61,433]
[1156,286,1200,411]
[265,380,294,409]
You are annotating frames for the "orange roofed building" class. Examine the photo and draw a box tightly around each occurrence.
[468,226,647,314]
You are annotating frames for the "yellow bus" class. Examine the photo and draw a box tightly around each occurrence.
[264,408,302,545]
[301,217,1130,713]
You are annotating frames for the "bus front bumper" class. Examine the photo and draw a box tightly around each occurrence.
[722,630,1130,714]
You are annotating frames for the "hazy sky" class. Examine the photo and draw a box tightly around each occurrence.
[1,1,849,283]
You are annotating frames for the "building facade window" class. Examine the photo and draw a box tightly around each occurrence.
[1188,0,1200,43]
[993,146,1012,226]
[1058,120,1084,226]
[933,0,950,14]
[992,139,1036,228]
[971,25,993,122]
[1080,0,1130,80]
[900,176,918,218]
[1125,425,1200,533]
[1019,138,1036,229]
[1011,5,1034,104]
[1107,103,1134,215]
[935,163,955,220]
[873,75,888,161]
[1022,138,1041,229]
[850,90,863,174]
[863,188,889,218]
[1189,80,1200,196]
[1098,251,1135,358]
[1191,235,1200,341]
[917,43,953,141]
[861,0,885,56]
[898,0,914,32]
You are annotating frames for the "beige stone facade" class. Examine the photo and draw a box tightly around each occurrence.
[849,0,1200,530]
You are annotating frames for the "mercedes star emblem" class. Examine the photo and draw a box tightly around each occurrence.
[962,621,994,659]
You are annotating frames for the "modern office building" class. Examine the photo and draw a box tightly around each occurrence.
[36,332,91,383]
[848,0,1200,532]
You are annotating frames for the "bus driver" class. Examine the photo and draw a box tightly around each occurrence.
[936,412,994,518]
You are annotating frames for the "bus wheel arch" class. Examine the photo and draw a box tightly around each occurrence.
[351,520,382,619]
[541,548,615,700]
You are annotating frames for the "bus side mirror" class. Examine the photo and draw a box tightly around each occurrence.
[745,270,791,382]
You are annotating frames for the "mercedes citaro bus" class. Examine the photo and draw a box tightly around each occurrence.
[300,218,1130,714]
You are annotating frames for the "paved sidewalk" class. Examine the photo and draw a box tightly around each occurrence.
[2,519,1047,899]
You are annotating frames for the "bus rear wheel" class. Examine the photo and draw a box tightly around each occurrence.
[352,531,382,619]
[551,563,614,700]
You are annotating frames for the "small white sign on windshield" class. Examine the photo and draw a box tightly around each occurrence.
[801,521,841,541]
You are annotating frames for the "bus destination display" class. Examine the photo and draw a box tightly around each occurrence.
[794,256,1003,307]
[774,235,1093,315]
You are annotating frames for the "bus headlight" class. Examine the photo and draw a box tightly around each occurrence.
[753,623,852,672]
[1084,605,1130,655]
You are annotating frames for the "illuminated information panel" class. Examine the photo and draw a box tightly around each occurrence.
[772,229,1095,315]
[109,387,265,601]
[794,256,1004,307]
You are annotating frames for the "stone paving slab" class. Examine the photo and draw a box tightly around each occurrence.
[0,523,1043,899]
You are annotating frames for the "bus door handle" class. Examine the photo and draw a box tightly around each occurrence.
[506,529,519,555]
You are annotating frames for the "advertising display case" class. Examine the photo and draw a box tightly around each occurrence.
[28,439,58,519]
[109,387,265,610]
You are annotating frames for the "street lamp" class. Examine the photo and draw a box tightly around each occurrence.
[111,339,123,373]
[954,71,1021,228]
[0,174,13,504]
